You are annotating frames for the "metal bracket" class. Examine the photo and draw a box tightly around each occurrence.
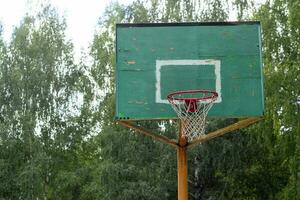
[117,117,263,148]
[188,117,263,148]
[117,120,178,148]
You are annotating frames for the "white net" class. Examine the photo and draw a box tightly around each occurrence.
[167,90,218,142]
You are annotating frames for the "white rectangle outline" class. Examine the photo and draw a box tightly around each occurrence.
[155,59,222,104]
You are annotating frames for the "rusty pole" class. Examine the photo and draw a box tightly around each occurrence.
[177,121,188,200]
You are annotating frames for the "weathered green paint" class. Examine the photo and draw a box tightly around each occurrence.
[116,22,264,120]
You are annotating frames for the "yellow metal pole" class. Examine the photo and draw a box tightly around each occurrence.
[177,144,188,200]
[177,121,188,200]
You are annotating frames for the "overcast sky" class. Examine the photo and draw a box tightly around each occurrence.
[0,0,132,55]
[0,0,265,56]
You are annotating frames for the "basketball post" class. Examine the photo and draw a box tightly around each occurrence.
[168,90,219,200]
[177,120,188,200]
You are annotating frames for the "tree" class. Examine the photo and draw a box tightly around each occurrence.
[1,0,298,199]
[253,0,300,198]
[193,0,300,199]
[0,5,93,199]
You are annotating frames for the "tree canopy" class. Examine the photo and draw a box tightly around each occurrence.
[0,0,299,199]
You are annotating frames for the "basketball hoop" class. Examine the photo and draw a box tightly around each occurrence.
[167,90,218,142]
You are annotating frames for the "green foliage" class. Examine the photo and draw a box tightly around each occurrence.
[253,0,300,198]
[0,5,94,199]
[193,0,300,199]
[87,0,299,199]
[0,0,299,199]
[192,125,291,199]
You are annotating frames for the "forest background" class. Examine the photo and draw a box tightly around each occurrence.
[0,0,299,199]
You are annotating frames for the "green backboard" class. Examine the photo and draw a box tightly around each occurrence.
[116,22,264,120]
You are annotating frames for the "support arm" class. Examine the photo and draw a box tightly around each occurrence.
[188,117,263,148]
[117,120,178,148]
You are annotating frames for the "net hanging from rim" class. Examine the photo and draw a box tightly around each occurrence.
[167,90,218,142]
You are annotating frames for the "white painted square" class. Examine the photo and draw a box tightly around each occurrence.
[155,59,222,104]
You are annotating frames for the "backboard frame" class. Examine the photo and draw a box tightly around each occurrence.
[115,21,264,121]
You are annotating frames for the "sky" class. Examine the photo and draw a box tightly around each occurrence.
[0,0,132,56]
[0,0,265,56]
